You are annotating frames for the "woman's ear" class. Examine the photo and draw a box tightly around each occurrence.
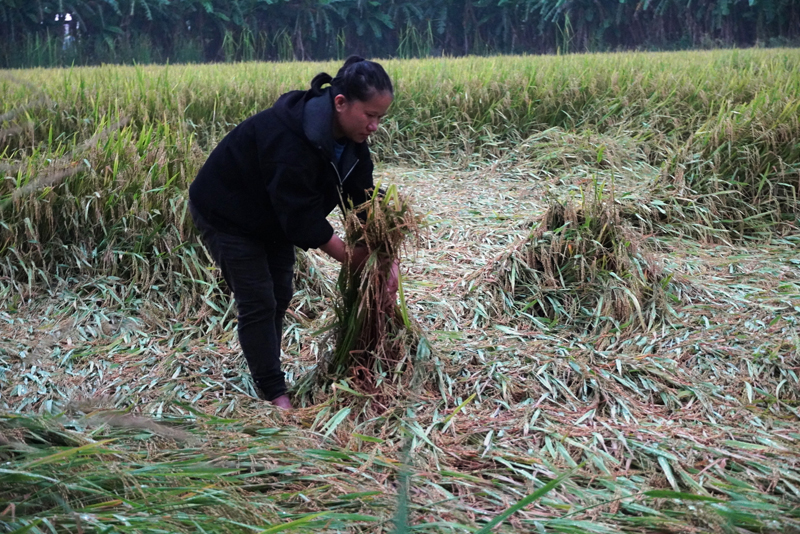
[333,94,348,112]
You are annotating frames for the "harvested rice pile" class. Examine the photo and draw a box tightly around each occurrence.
[474,197,687,332]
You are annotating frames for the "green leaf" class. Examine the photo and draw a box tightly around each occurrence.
[22,440,117,468]
[352,433,384,443]
[441,393,476,432]
[644,490,725,503]
[257,512,329,533]
[322,407,351,438]
[475,468,575,534]
[7,520,44,534]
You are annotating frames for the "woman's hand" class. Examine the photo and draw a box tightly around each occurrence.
[382,259,400,311]
[386,259,399,296]
[321,235,399,307]
[320,234,368,271]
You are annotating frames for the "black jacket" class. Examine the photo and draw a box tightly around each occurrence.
[189,87,374,250]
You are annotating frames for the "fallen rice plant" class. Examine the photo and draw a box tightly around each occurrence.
[290,249,338,324]
[1,169,799,531]
[2,50,798,299]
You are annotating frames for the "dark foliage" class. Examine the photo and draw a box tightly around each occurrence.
[2,0,799,68]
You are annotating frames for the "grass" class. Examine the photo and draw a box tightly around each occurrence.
[2,50,800,532]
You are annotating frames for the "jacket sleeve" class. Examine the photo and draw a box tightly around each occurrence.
[266,164,334,250]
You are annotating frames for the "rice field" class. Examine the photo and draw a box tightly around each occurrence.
[1,50,799,533]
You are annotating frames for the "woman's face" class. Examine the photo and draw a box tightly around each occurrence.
[333,90,393,144]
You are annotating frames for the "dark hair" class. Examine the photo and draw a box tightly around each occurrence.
[309,55,393,101]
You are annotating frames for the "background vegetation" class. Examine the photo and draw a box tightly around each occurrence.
[2,51,798,294]
[2,0,799,68]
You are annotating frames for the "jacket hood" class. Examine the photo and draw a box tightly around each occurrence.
[272,87,362,171]
[303,90,338,160]
[271,89,310,139]
[272,88,336,159]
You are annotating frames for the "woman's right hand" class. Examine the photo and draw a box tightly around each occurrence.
[320,234,369,271]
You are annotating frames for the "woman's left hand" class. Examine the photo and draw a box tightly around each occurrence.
[386,259,400,296]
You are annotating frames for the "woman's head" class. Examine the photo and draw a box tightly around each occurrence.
[310,56,393,143]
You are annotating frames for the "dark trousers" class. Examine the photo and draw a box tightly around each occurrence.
[189,201,295,400]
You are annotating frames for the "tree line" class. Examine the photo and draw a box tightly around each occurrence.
[1,0,799,67]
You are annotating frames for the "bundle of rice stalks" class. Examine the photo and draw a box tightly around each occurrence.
[474,197,685,332]
[297,185,431,399]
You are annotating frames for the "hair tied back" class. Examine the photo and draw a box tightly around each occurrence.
[309,55,392,102]
[309,72,333,96]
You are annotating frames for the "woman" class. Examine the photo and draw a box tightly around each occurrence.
[189,56,397,410]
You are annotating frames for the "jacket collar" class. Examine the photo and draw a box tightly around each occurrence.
[302,89,359,176]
